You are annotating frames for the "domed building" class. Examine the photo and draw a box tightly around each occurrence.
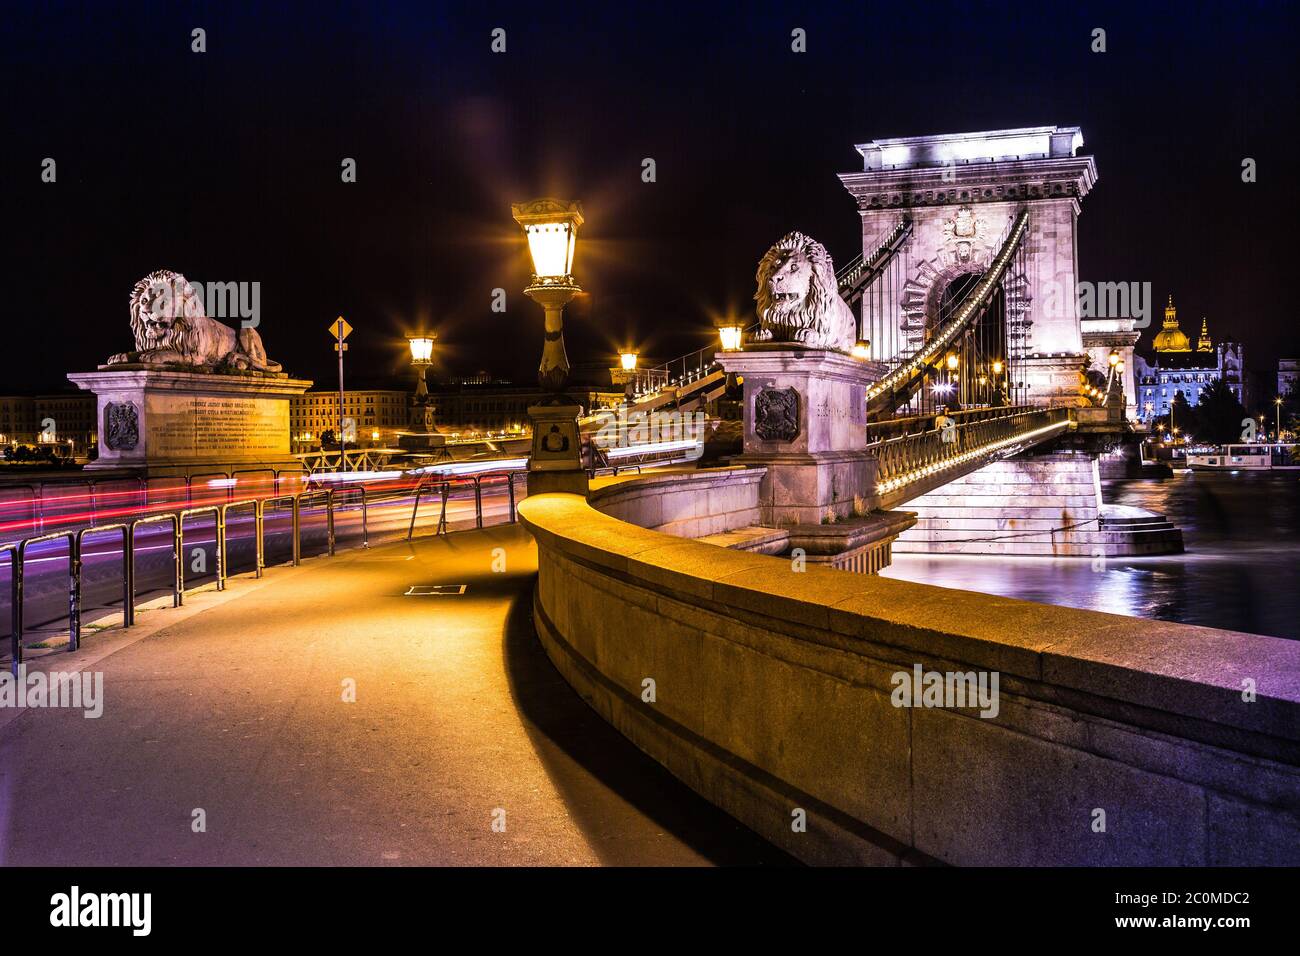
[1135,296,1246,424]
[1151,295,1191,353]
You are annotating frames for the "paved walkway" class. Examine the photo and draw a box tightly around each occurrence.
[0,527,791,866]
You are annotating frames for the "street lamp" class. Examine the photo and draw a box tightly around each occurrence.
[400,332,445,454]
[716,318,744,352]
[512,198,584,394]
[1276,396,1284,442]
[512,198,587,494]
[610,349,640,400]
[851,338,871,360]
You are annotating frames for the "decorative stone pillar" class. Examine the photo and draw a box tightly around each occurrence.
[714,346,886,525]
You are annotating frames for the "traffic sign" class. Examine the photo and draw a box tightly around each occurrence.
[329,316,353,341]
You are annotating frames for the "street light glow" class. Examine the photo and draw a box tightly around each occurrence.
[512,199,584,281]
[407,333,435,365]
[620,351,638,371]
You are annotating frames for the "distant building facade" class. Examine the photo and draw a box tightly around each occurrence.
[1135,296,1244,423]
[432,383,618,433]
[1280,358,1298,398]
[0,392,97,455]
[289,389,409,452]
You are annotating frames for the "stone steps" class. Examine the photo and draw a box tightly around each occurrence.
[893,454,1183,557]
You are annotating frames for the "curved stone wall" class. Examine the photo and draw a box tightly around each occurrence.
[587,466,765,538]
[519,492,1300,866]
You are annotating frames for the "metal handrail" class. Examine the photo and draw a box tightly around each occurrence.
[3,469,523,673]
[406,470,520,540]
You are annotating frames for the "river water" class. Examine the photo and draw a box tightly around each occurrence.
[881,471,1300,641]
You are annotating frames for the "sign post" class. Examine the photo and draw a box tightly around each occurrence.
[329,316,353,471]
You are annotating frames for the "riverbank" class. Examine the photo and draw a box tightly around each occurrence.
[882,471,1300,641]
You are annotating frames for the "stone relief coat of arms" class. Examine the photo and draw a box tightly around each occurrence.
[942,206,988,263]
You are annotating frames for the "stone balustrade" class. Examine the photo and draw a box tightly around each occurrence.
[519,491,1300,866]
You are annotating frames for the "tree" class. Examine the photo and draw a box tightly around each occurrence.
[1194,378,1247,444]
[1153,389,1197,440]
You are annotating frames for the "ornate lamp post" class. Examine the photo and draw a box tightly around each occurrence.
[610,350,639,399]
[512,198,588,494]
[399,332,445,455]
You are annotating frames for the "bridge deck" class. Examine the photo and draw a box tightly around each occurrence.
[0,528,789,866]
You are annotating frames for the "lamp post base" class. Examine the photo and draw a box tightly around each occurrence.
[527,402,587,497]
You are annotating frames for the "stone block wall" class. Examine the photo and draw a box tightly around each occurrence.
[520,492,1299,866]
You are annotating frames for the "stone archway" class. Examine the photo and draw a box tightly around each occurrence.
[897,251,1032,363]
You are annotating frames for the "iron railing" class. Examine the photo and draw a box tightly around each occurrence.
[406,471,521,540]
[869,406,1072,497]
[3,470,521,675]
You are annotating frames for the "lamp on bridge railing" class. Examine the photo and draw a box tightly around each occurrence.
[513,198,583,395]
[401,332,445,455]
[610,350,640,399]
[716,317,744,352]
[512,197,587,495]
[851,338,871,360]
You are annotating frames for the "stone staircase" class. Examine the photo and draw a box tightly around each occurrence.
[892,453,1183,556]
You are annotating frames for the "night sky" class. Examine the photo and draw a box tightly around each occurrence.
[4,0,1297,394]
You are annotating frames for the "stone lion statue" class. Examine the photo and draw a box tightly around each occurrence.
[107,270,281,373]
[753,232,858,352]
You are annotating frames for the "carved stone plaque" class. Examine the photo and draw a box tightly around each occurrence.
[104,401,139,451]
[754,387,800,442]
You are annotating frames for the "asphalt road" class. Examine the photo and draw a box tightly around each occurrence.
[0,526,792,866]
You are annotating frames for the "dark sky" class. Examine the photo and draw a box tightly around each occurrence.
[4,0,1297,394]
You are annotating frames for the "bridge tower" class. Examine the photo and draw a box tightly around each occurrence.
[838,126,1097,408]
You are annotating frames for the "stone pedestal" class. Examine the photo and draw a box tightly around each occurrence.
[714,347,886,525]
[526,402,588,496]
[68,368,312,477]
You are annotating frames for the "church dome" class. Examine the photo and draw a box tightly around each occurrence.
[1154,327,1191,352]
[1153,294,1192,352]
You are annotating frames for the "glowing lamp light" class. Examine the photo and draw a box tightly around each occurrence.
[946,353,959,371]
[851,339,871,360]
[1116,360,1125,373]
[992,359,1004,375]
[371,429,380,441]
[620,351,639,372]
[511,199,583,282]
[1108,350,1120,367]
[717,322,744,352]
[407,333,436,365]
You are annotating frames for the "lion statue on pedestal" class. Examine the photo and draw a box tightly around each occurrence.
[753,232,858,353]
[107,270,281,373]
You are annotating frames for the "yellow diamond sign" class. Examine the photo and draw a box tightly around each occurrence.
[329,316,353,341]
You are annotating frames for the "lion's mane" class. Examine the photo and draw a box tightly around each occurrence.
[753,232,857,352]
[128,270,203,356]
